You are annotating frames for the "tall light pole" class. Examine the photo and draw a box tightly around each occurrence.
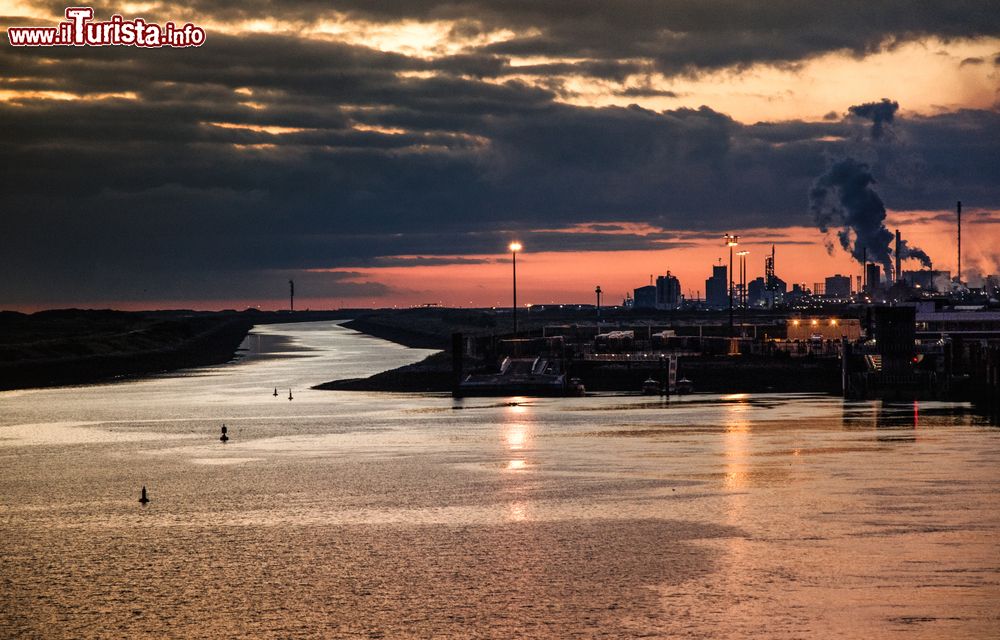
[724,234,739,335]
[595,285,602,322]
[509,242,522,336]
[737,250,749,335]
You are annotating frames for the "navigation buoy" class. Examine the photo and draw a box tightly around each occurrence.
[273,387,278,397]
[139,486,149,505]
[220,424,229,443]
[288,389,293,401]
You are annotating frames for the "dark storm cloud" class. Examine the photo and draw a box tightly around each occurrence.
[321,0,997,74]
[615,87,680,98]
[11,0,1000,77]
[80,0,996,72]
[848,99,899,140]
[365,256,493,267]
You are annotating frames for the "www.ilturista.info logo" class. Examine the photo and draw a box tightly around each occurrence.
[8,7,206,47]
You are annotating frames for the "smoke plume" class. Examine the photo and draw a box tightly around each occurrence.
[848,98,899,140]
[809,157,931,279]
[897,238,932,268]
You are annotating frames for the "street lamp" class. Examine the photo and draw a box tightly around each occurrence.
[509,242,522,336]
[737,250,749,335]
[724,234,739,335]
[595,285,602,322]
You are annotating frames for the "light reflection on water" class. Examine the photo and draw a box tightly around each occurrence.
[1,321,998,639]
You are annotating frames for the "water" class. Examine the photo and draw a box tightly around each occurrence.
[1,321,998,638]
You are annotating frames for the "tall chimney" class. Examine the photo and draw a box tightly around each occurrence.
[895,229,901,284]
[863,247,868,290]
[289,279,295,312]
[957,200,962,283]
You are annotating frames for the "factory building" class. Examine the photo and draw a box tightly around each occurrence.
[787,317,863,341]
[748,276,765,307]
[902,270,952,292]
[655,272,682,309]
[632,285,657,310]
[865,264,881,294]
[705,264,728,308]
[824,274,852,298]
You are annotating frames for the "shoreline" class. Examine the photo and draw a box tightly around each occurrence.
[315,349,844,394]
[320,314,844,394]
[0,309,352,391]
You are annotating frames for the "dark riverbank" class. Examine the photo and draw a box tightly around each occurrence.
[316,351,841,394]
[320,307,842,394]
[0,309,351,390]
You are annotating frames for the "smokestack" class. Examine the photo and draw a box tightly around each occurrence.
[957,200,962,283]
[894,230,901,284]
[289,279,295,312]
[863,247,868,290]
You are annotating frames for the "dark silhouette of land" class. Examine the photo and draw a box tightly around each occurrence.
[0,309,350,391]
[1,306,843,394]
[321,307,843,394]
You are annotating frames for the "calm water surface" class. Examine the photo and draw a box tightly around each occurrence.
[1,321,998,638]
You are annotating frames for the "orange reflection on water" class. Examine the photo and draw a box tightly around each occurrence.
[507,459,526,471]
[507,500,528,522]
[506,423,529,450]
[723,400,750,491]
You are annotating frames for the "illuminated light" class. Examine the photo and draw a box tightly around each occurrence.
[509,241,522,252]
[811,319,819,326]
[793,320,800,326]
[831,319,838,326]
[722,393,749,401]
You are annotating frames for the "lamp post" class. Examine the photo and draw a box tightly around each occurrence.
[509,242,522,336]
[724,234,739,335]
[595,285,602,322]
[737,250,749,336]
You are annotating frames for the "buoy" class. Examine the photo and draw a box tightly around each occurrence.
[139,486,149,505]
[220,424,229,443]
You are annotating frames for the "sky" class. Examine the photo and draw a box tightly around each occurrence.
[2,0,999,310]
